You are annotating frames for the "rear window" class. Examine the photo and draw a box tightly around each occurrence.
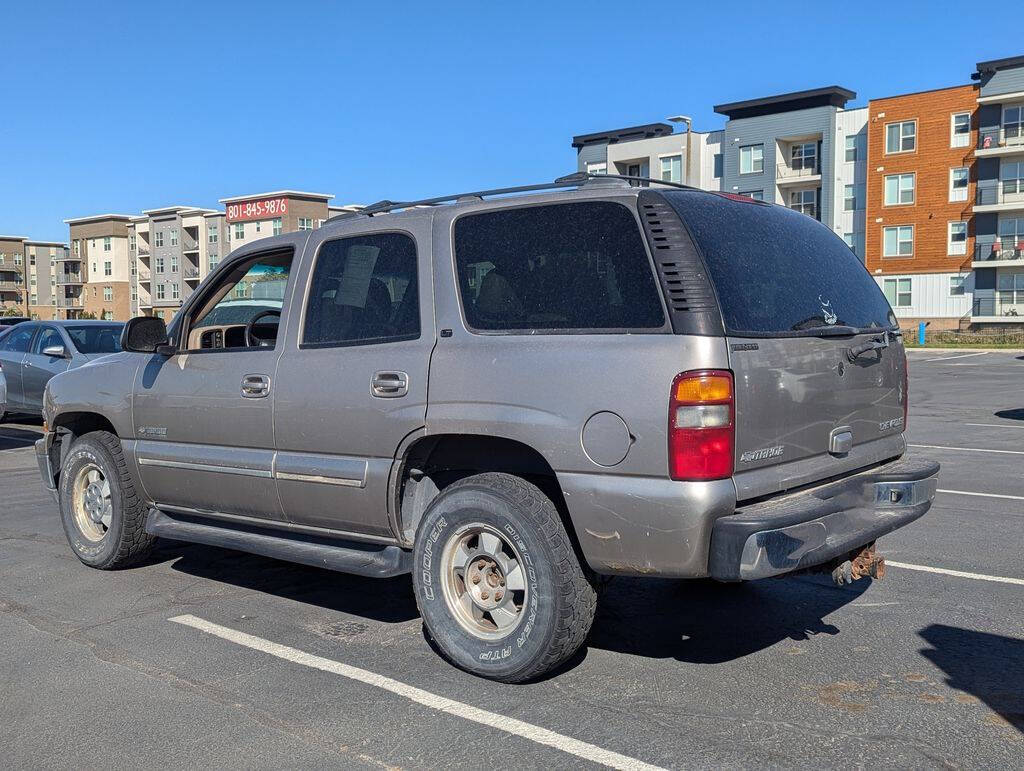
[65,324,123,354]
[664,192,897,335]
[453,201,665,332]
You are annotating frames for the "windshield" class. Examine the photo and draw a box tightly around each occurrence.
[664,191,897,336]
[65,324,124,354]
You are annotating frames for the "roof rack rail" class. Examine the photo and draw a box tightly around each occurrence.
[325,172,698,223]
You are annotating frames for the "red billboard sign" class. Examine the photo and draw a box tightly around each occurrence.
[225,196,288,223]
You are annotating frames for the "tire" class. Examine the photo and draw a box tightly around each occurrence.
[58,430,154,569]
[412,472,597,683]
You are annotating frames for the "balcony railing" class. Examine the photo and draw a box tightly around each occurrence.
[973,296,1024,319]
[56,272,82,284]
[974,241,1024,262]
[0,279,24,291]
[978,127,1024,150]
[975,183,1024,207]
[776,160,820,178]
[137,247,150,257]
[184,267,200,279]
[57,296,84,308]
[136,268,151,281]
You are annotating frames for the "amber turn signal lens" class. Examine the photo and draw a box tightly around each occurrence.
[674,374,732,404]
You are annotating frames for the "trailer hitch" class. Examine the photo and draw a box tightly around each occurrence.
[830,542,886,585]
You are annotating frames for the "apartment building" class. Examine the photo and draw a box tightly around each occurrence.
[63,214,133,320]
[0,236,28,314]
[863,85,978,330]
[217,190,335,252]
[972,55,1024,325]
[571,121,723,189]
[0,237,65,319]
[715,86,868,257]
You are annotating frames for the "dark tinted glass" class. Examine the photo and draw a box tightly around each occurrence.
[0,324,35,352]
[453,201,665,332]
[65,324,124,354]
[665,192,897,335]
[304,232,419,347]
[32,327,64,354]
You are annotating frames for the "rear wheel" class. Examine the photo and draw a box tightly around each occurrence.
[59,431,154,569]
[412,472,596,682]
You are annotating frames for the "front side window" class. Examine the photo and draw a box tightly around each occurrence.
[950,167,969,202]
[951,112,971,147]
[65,324,122,354]
[948,221,967,256]
[32,327,63,354]
[885,120,916,153]
[660,155,682,183]
[883,225,914,257]
[883,278,912,307]
[884,173,915,205]
[303,233,419,347]
[454,202,664,333]
[950,276,966,296]
[739,144,764,175]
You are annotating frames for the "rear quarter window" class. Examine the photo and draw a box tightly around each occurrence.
[453,201,665,333]
[664,191,897,335]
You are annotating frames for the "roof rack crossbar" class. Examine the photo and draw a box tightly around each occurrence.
[325,172,698,223]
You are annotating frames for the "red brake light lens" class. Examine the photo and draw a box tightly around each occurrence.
[902,354,909,430]
[669,370,734,481]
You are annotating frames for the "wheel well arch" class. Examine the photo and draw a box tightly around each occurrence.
[47,412,120,483]
[395,433,584,560]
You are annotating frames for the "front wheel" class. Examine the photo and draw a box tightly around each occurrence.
[412,473,596,683]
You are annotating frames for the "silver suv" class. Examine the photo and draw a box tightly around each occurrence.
[36,174,939,682]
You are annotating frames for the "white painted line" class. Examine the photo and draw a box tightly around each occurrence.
[909,443,1024,456]
[938,488,1024,502]
[923,351,989,362]
[965,422,1024,430]
[170,614,664,771]
[887,561,1024,587]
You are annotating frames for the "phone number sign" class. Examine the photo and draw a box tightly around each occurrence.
[226,197,288,223]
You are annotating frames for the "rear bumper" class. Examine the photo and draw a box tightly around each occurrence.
[708,456,939,581]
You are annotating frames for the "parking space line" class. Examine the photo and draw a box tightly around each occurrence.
[923,352,988,362]
[169,614,665,771]
[887,561,1024,587]
[938,488,1024,502]
[964,423,1024,430]
[909,443,1024,455]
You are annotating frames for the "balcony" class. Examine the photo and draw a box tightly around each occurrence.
[136,267,151,282]
[775,160,821,185]
[972,240,1024,267]
[974,183,1024,213]
[977,127,1024,157]
[57,296,84,308]
[56,272,83,285]
[137,247,151,257]
[0,279,24,291]
[184,267,200,280]
[57,252,80,262]
[972,296,1024,322]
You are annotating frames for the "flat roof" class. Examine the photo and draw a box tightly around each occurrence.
[0,235,28,241]
[974,54,1024,77]
[218,190,335,204]
[571,123,674,149]
[141,205,205,216]
[63,214,134,225]
[714,86,855,120]
[24,240,68,247]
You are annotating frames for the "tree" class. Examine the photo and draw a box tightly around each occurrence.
[2,305,23,317]
[78,311,97,319]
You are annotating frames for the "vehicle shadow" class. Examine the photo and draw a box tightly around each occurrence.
[919,624,1024,733]
[588,573,869,664]
[993,408,1024,421]
[0,427,42,451]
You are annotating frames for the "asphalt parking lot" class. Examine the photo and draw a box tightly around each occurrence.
[1,350,1022,769]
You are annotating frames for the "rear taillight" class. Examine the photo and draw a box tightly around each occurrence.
[902,354,909,430]
[669,370,734,481]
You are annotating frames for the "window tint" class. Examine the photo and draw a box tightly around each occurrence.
[65,325,123,354]
[303,232,419,347]
[33,327,64,354]
[0,325,35,353]
[453,202,664,332]
[664,191,897,335]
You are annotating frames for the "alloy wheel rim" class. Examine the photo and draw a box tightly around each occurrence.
[72,463,112,542]
[440,524,528,641]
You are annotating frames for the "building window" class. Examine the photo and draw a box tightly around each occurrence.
[585,161,607,175]
[209,253,219,272]
[155,256,165,274]
[844,135,858,162]
[103,237,111,252]
[997,217,1024,252]
[948,222,967,256]
[170,229,179,246]
[885,120,916,153]
[272,218,282,236]
[739,190,764,201]
[234,223,244,240]
[30,294,37,305]
[884,173,915,205]
[171,255,179,273]
[883,277,912,307]
[945,167,969,203]
[949,276,966,296]
[255,221,261,233]
[104,260,112,276]
[103,287,113,301]
[844,184,863,211]
[713,153,723,178]
[208,224,218,243]
[842,233,856,253]
[790,142,817,171]
[739,144,764,175]
[298,217,313,231]
[789,189,817,218]
[1001,160,1024,197]
[951,112,971,148]
[172,284,180,300]
[883,225,914,257]
[73,240,80,256]
[129,234,136,251]
[997,272,1024,306]
[660,155,682,183]
[1003,106,1023,141]
[102,310,113,320]
[156,284,165,300]
[155,231,164,247]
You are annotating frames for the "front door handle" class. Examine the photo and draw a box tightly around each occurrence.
[371,371,408,398]
[241,373,271,398]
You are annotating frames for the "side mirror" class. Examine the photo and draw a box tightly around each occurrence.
[121,316,172,354]
[42,345,69,358]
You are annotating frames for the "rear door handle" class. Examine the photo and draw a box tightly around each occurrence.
[241,374,271,398]
[371,371,408,398]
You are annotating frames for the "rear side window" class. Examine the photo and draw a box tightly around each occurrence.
[453,201,665,332]
[664,192,897,335]
[303,232,419,347]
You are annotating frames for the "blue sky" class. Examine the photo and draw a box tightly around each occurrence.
[3,0,1023,242]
